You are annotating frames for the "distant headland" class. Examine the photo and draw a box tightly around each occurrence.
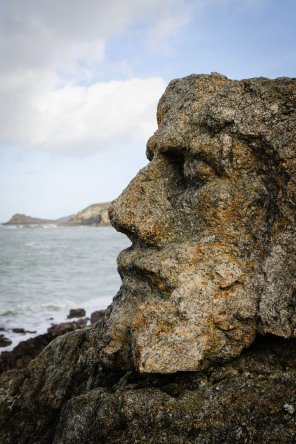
[3,202,111,226]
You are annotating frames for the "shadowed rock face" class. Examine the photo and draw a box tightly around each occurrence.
[107,73,296,373]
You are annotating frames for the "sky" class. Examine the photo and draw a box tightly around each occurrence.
[0,0,295,222]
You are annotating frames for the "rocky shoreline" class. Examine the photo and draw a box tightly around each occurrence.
[0,309,106,374]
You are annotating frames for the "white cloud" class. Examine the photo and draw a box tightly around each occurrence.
[0,76,166,155]
[2,0,257,158]
[0,0,193,78]
[0,0,193,157]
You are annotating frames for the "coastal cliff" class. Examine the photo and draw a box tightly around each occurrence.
[1,73,296,443]
[64,202,110,226]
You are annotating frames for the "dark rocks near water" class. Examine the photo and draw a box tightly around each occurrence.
[67,308,86,319]
[0,320,86,373]
[1,332,296,443]
[47,319,87,336]
[90,309,106,324]
[0,335,12,348]
[52,335,296,444]
[0,311,105,374]
[0,333,52,372]
[1,73,296,442]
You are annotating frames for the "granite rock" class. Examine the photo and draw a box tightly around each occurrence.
[107,73,296,373]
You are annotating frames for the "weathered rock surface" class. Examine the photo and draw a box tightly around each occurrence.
[1,333,296,443]
[1,73,296,442]
[108,73,296,373]
[65,202,111,226]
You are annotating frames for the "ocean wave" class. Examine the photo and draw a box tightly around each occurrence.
[1,224,59,229]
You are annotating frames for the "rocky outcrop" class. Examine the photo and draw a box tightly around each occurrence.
[0,309,108,374]
[1,73,296,442]
[90,309,106,324]
[0,319,87,374]
[3,214,57,225]
[64,203,110,226]
[0,335,12,347]
[67,308,86,319]
[108,73,296,373]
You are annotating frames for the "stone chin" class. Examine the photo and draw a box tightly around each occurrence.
[111,241,257,374]
[107,73,296,374]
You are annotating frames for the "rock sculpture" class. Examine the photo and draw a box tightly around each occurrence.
[1,73,296,443]
[106,72,296,373]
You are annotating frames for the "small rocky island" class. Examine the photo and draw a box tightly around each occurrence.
[1,73,296,443]
[3,214,60,225]
[3,202,111,226]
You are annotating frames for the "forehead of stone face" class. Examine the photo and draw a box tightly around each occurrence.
[156,73,229,124]
[147,73,230,160]
[148,74,296,179]
[149,74,296,241]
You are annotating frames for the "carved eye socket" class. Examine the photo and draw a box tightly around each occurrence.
[183,158,217,185]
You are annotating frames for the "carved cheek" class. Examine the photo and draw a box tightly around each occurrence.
[183,158,217,186]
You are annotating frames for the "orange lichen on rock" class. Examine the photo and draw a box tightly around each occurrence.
[106,73,296,373]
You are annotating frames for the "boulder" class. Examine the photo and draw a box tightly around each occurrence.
[67,308,86,319]
[0,334,12,347]
[12,328,26,334]
[90,309,106,324]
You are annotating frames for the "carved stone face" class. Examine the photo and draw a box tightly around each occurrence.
[106,74,296,373]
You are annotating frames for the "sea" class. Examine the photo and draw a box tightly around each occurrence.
[0,224,131,352]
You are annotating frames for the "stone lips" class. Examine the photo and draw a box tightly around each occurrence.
[107,73,296,373]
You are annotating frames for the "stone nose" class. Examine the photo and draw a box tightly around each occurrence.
[146,120,190,161]
[108,155,180,247]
